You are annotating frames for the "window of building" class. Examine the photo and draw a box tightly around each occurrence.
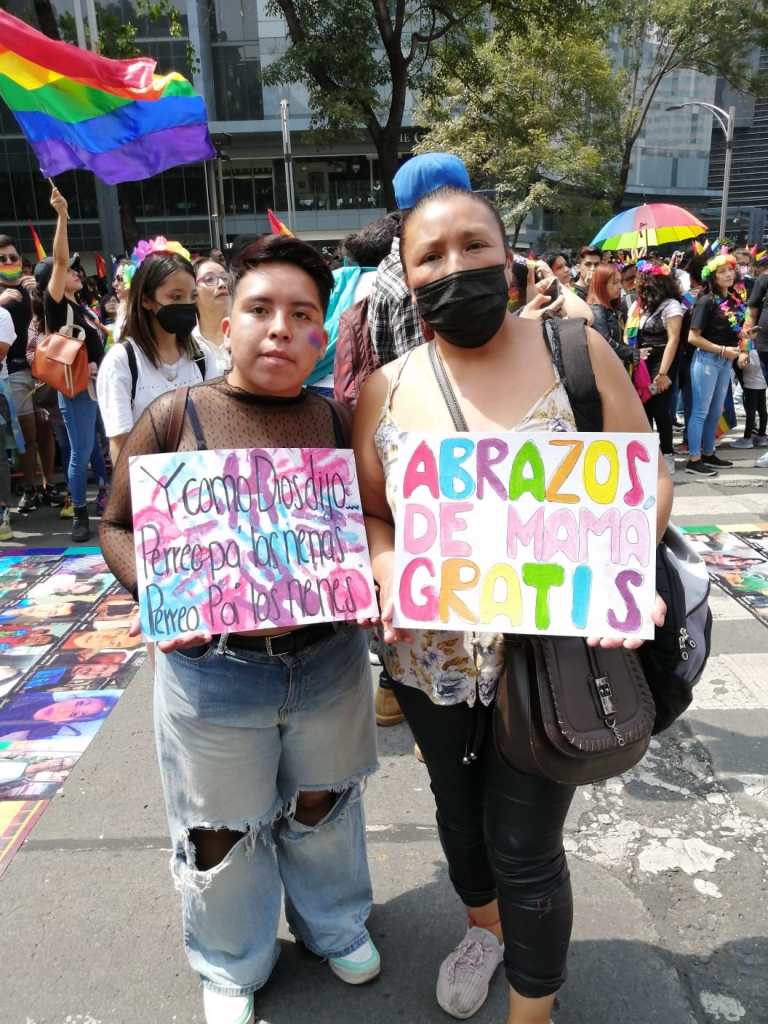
[273,156,379,212]
[211,44,265,121]
[222,163,274,215]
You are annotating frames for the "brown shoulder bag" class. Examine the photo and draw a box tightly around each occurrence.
[31,302,90,400]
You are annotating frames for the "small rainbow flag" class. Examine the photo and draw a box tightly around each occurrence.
[267,209,294,237]
[0,9,215,184]
[28,221,45,260]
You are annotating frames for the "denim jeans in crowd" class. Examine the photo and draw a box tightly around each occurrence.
[154,624,377,996]
[57,389,98,507]
[688,350,733,458]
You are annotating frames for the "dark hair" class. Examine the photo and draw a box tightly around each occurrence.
[0,234,16,250]
[123,252,196,367]
[231,234,334,314]
[620,262,637,278]
[400,186,507,274]
[342,214,399,268]
[193,255,228,277]
[682,253,707,288]
[546,252,570,270]
[578,245,601,261]
[587,262,622,310]
[636,270,682,313]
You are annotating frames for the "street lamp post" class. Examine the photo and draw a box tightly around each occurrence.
[667,101,736,241]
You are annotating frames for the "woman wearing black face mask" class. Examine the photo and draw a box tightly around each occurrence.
[353,186,672,1024]
[44,186,106,542]
[96,241,213,467]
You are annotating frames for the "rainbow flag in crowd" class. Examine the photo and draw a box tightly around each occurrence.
[267,209,294,237]
[0,9,215,184]
[28,221,46,260]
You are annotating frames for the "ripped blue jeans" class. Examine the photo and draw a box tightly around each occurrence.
[153,624,377,996]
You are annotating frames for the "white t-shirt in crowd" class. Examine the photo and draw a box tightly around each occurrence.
[96,338,213,439]
[192,326,231,376]
[638,297,685,330]
[0,307,16,379]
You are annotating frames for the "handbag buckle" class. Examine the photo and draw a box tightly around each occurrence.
[594,676,616,717]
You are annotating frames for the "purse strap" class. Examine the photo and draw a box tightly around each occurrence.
[164,385,190,452]
[427,342,468,432]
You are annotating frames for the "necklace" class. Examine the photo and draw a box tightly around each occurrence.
[716,284,747,336]
[160,362,178,382]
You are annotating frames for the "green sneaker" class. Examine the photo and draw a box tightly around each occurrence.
[329,938,381,985]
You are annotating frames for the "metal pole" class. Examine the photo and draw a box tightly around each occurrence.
[216,157,227,248]
[280,99,296,231]
[719,106,736,242]
[84,0,100,51]
[203,161,218,252]
[72,0,87,48]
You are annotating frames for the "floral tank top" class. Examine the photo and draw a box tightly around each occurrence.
[374,351,578,707]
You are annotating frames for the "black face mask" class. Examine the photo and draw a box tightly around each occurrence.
[414,264,509,348]
[155,303,197,337]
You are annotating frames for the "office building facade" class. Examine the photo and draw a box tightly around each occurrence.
[0,0,409,258]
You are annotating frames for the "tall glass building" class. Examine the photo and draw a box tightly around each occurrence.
[0,0,411,257]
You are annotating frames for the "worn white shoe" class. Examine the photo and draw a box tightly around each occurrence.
[329,938,381,984]
[436,927,504,1019]
[203,987,254,1024]
[663,452,676,476]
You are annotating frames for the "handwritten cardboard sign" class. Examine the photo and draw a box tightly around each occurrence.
[129,448,377,641]
[393,432,659,639]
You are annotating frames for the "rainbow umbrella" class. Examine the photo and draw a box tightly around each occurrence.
[590,203,707,251]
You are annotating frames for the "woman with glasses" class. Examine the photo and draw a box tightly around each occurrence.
[193,257,232,375]
[95,239,213,465]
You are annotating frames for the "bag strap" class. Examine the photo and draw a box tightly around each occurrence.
[191,343,206,381]
[185,394,207,450]
[164,385,190,452]
[427,342,469,432]
[543,318,603,432]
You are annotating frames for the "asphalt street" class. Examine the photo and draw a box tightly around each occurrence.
[0,439,767,1024]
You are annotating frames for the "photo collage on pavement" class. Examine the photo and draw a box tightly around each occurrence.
[681,523,768,625]
[0,547,145,877]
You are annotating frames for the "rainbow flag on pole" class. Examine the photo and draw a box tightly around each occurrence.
[0,9,215,184]
[28,221,46,260]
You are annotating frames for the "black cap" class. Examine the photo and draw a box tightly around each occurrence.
[34,254,81,292]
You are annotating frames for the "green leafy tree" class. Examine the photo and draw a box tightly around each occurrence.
[609,0,768,209]
[415,27,623,246]
[265,1,591,210]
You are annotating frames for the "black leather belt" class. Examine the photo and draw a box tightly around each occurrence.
[213,622,337,657]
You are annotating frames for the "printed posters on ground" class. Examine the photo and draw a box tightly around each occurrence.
[393,431,660,639]
[129,447,378,641]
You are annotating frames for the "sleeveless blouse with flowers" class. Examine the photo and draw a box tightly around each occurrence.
[374,350,578,707]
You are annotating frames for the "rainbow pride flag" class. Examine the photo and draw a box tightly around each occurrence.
[0,9,215,184]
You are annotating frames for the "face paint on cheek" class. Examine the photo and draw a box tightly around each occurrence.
[308,329,324,351]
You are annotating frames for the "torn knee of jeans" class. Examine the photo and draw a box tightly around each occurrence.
[285,780,363,835]
[170,817,274,892]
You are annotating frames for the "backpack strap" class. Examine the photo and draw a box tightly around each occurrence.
[543,318,603,432]
[124,340,138,406]
[164,385,190,452]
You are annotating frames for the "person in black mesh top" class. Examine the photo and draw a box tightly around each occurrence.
[100,235,380,1024]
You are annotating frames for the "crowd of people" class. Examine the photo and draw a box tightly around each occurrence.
[0,154,764,1024]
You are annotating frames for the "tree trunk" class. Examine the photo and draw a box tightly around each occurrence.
[611,136,635,212]
[372,131,401,211]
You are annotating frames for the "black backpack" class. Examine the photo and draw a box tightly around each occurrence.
[543,317,712,733]
[124,339,206,406]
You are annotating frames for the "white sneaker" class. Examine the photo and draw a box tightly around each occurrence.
[757,452,768,468]
[663,453,676,476]
[329,938,381,984]
[436,927,504,1019]
[203,988,254,1024]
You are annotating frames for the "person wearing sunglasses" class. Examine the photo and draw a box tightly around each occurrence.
[193,257,232,375]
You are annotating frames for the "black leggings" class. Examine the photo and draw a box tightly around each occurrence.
[392,680,575,999]
[643,390,674,454]
[743,388,767,438]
